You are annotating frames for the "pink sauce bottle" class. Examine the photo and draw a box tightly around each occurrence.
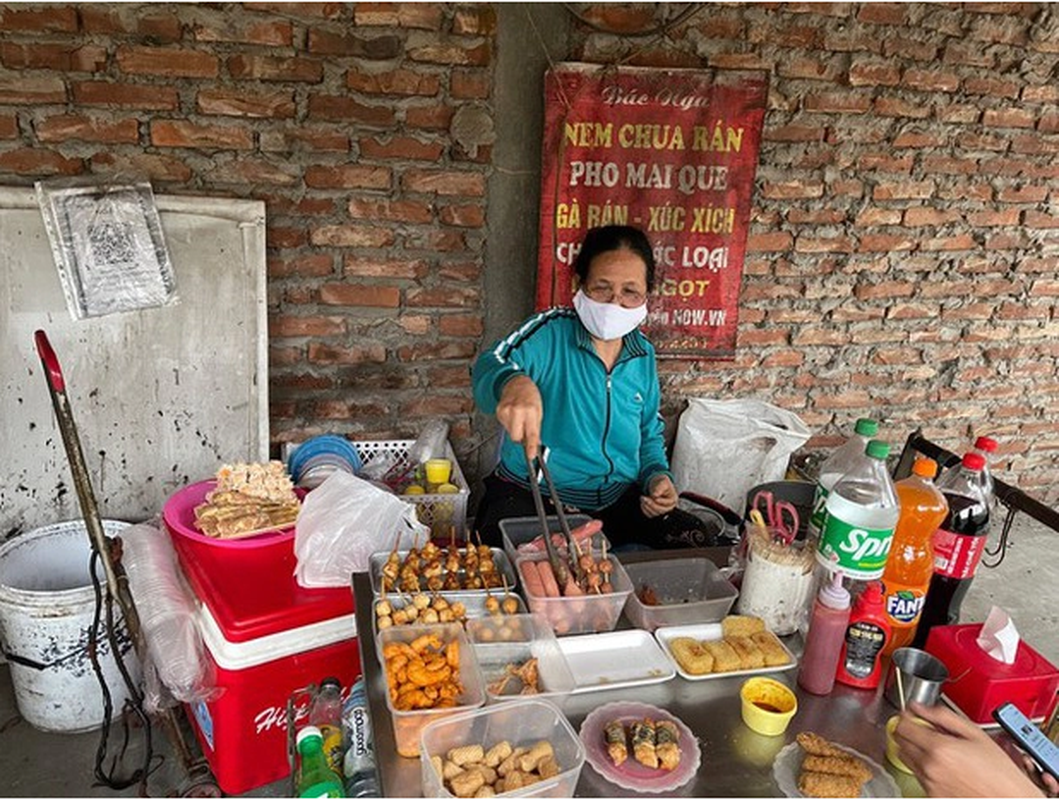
[798,571,852,696]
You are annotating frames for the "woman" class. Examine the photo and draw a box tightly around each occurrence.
[472,224,712,548]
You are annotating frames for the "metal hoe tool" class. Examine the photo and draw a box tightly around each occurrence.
[523,448,570,589]
[34,330,151,790]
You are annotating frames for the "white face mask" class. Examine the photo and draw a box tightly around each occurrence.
[573,289,647,341]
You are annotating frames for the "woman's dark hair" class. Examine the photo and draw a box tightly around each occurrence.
[573,225,656,290]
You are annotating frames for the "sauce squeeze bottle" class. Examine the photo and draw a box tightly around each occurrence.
[798,572,851,696]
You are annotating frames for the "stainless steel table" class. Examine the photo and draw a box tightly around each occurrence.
[352,569,927,797]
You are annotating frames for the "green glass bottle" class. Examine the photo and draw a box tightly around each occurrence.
[296,725,345,798]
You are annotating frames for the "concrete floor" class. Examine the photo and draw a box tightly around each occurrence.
[0,513,1056,797]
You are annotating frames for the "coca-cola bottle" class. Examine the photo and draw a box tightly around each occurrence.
[972,435,998,500]
[912,453,990,648]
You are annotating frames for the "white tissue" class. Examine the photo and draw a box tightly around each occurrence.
[976,606,1020,664]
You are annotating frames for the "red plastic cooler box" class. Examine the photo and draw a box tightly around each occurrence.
[170,533,361,795]
[926,622,1059,725]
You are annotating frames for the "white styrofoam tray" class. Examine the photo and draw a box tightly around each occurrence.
[556,630,675,694]
[654,622,797,682]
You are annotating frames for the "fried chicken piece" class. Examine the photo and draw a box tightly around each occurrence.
[669,637,714,675]
[798,771,866,798]
[802,754,872,783]
[796,731,848,758]
[721,614,766,638]
[750,630,791,667]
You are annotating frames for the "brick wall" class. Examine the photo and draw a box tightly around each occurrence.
[2,3,1058,501]
[0,1,496,457]
[569,2,1059,500]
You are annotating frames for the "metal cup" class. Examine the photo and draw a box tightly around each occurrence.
[885,647,949,708]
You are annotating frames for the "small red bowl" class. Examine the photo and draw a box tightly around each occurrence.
[162,480,301,550]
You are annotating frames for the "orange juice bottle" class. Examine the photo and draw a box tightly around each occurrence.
[881,458,949,657]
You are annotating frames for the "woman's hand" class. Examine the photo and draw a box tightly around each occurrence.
[894,701,1045,798]
[496,375,543,459]
[641,475,678,518]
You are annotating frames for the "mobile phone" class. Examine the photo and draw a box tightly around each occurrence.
[993,702,1059,780]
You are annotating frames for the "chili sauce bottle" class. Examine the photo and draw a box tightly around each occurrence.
[835,581,891,689]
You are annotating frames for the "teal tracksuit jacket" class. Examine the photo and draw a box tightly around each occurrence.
[472,307,672,511]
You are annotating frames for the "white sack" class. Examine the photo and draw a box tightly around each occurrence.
[670,398,811,514]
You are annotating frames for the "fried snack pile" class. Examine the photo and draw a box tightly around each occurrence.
[194,461,300,538]
[375,593,467,630]
[796,732,873,798]
[667,615,790,675]
[605,718,681,771]
[429,739,560,797]
[381,536,504,593]
[383,633,464,711]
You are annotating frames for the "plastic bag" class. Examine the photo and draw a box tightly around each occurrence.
[35,178,177,320]
[120,520,217,707]
[670,398,811,514]
[294,471,429,588]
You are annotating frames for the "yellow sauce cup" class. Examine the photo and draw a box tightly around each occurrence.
[423,458,452,485]
[886,714,931,774]
[740,677,798,736]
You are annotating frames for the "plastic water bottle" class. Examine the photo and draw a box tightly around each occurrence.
[808,418,880,537]
[309,678,344,780]
[342,678,379,798]
[816,440,900,580]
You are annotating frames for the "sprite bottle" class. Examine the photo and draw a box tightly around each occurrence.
[808,418,879,537]
[816,440,900,580]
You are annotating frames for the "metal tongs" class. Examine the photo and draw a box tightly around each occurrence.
[523,449,586,589]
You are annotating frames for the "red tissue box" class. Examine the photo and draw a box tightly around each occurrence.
[925,623,1059,724]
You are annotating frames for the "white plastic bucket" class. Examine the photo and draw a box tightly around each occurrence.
[0,519,141,733]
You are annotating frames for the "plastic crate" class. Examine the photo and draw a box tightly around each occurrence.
[353,439,469,539]
[284,438,469,538]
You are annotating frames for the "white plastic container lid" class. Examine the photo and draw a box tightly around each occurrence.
[197,602,356,671]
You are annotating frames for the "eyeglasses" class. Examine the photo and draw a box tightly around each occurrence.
[584,284,648,308]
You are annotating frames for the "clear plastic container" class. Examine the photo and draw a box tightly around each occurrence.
[378,623,485,757]
[499,514,597,567]
[623,558,738,631]
[808,417,879,536]
[419,698,585,798]
[372,591,527,640]
[466,614,576,711]
[514,551,632,636]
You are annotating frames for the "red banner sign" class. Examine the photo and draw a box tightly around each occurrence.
[536,64,768,358]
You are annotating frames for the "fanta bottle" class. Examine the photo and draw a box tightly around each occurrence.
[880,458,948,657]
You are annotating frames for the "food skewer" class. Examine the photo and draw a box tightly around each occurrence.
[523,449,570,590]
[535,455,586,586]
